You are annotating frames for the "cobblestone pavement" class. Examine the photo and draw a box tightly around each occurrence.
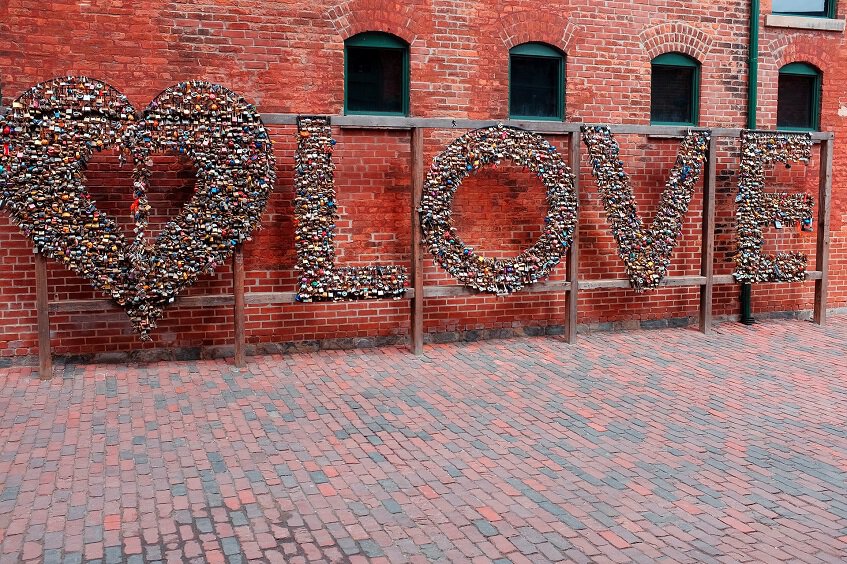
[1,318,847,563]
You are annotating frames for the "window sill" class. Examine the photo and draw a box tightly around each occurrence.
[765,14,846,32]
[646,123,700,139]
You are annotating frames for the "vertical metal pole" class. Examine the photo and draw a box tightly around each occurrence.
[814,138,833,325]
[741,0,760,325]
[740,283,754,325]
[410,128,425,354]
[566,132,581,344]
[699,135,717,334]
[747,0,760,131]
[35,252,53,379]
[233,246,246,368]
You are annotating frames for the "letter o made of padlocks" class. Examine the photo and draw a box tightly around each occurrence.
[419,125,578,294]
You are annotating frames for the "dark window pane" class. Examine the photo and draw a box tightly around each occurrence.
[510,56,561,118]
[347,47,405,113]
[773,0,826,14]
[651,66,695,124]
[778,74,816,129]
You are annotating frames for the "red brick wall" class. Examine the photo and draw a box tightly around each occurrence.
[0,0,844,360]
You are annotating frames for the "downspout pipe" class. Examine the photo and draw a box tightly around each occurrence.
[740,0,759,325]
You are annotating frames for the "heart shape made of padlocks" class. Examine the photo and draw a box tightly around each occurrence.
[0,77,276,339]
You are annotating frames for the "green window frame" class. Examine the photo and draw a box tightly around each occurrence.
[508,42,565,121]
[777,62,822,131]
[650,52,700,126]
[772,0,836,18]
[344,32,410,116]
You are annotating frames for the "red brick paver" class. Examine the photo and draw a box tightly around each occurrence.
[1,318,847,562]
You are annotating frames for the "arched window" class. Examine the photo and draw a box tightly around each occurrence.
[778,62,822,131]
[509,43,565,120]
[344,32,409,115]
[650,53,700,125]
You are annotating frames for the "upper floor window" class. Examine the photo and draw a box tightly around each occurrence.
[772,0,836,18]
[650,53,700,125]
[344,32,409,115]
[509,43,565,120]
[777,62,822,131]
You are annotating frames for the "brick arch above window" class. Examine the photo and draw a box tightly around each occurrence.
[766,35,833,74]
[639,22,713,62]
[497,12,580,54]
[328,1,419,46]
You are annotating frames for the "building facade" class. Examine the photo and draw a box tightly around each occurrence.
[0,0,845,361]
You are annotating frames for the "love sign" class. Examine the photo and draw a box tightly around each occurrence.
[0,77,276,339]
[0,76,819,342]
